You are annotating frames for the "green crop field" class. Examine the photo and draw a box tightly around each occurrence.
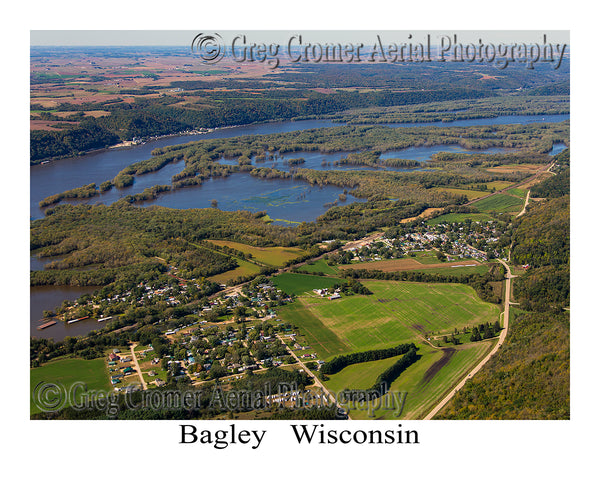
[334,342,492,419]
[506,187,528,198]
[209,240,305,267]
[298,259,339,275]
[471,193,524,213]
[278,302,348,358]
[426,213,494,225]
[30,357,110,415]
[271,272,344,296]
[277,280,500,361]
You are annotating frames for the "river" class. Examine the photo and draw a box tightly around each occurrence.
[30,113,569,339]
[30,114,569,220]
[30,285,100,340]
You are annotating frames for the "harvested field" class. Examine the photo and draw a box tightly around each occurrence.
[486,164,544,174]
[400,207,444,224]
[339,258,481,272]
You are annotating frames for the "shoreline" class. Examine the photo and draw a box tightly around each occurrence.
[29,117,324,167]
[30,112,570,167]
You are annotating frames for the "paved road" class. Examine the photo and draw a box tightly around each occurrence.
[424,259,515,419]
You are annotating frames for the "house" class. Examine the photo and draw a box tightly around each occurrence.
[123,366,134,374]
[108,353,119,362]
[155,379,166,387]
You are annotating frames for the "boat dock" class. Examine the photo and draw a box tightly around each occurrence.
[37,320,57,330]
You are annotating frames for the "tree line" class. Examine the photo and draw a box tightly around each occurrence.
[321,343,416,375]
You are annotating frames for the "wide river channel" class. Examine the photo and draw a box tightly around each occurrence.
[30,114,569,340]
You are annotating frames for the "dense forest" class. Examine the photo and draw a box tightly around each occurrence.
[436,309,569,419]
[30,203,299,287]
[30,87,490,163]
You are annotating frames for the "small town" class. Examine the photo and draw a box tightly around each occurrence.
[331,218,510,265]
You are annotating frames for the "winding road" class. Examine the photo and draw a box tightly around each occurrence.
[424,258,515,419]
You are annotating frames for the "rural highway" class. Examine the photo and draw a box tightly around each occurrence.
[424,258,515,419]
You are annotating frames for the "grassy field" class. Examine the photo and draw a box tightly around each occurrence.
[426,213,494,225]
[278,301,348,358]
[485,164,542,175]
[506,187,528,198]
[271,272,344,296]
[209,258,262,283]
[278,280,500,361]
[471,193,524,213]
[412,250,446,264]
[298,259,339,275]
[30,357,109,415]
[432,187,489,200]
[408,264,491,277]
[483,180,516,190]
[209,240,305,267]
[334,341,493,419]
[339,258,483,273]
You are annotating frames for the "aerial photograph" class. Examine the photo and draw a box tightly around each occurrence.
[29,30,570,422]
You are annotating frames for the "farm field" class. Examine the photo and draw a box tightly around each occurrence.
[278,301,348,359]
[486,164,543,174]
[338,258,483,273]
[483,180,519,190]
[432,187,489,200]
[427,213,494,225]
[506,187,528,198]
[278,280,500,361]
[209,258,262,283]
[400,207,445,224]
[408,264,491,277]
[335,341,493,419]
[471,193,524,213]
[208,240,305,267]
[298,258,339,275]
[271,272,344,296]
[30,357,109,414]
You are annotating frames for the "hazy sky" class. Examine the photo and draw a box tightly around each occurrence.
[31,30,569,46]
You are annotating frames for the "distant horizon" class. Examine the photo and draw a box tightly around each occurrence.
[30,30,570,47]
